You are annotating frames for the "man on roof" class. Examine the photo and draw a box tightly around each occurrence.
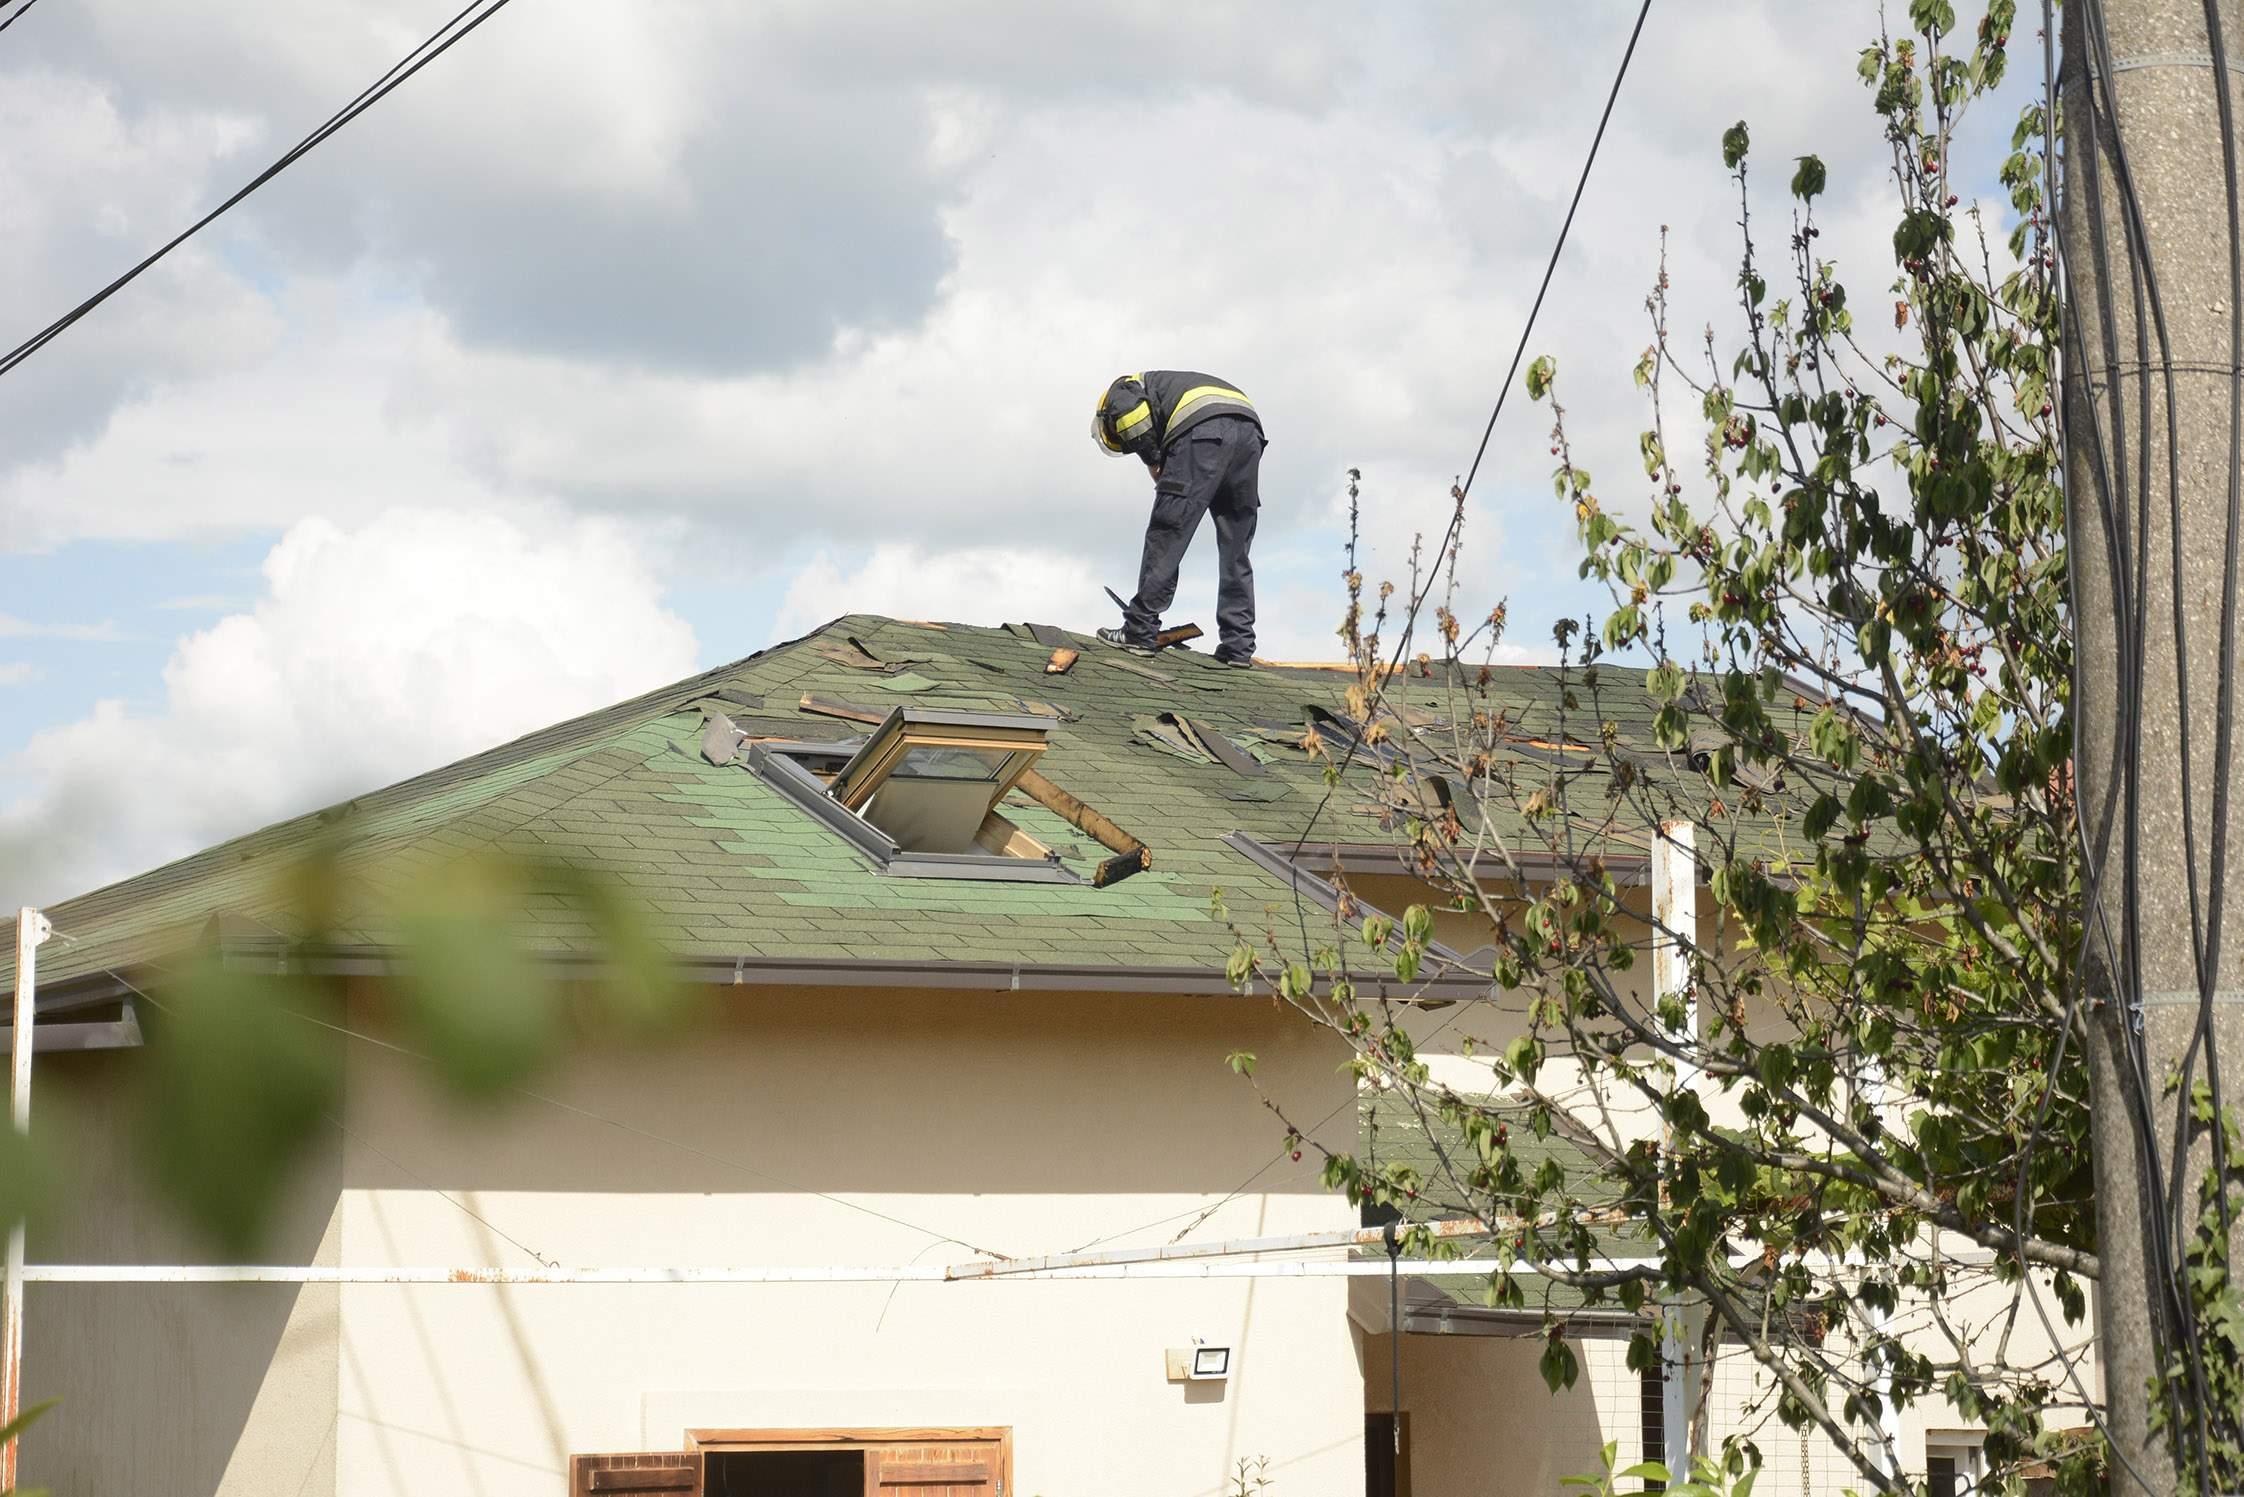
[1090,370,1264,668]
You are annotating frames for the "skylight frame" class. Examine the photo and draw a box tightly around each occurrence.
[747,717,1079,884]
[832,707,1051,812]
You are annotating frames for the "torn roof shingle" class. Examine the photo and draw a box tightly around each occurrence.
[9,614,1749,998]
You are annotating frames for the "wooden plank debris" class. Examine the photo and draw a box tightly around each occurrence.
[798,694,886,724]
[1014,769,1150,887]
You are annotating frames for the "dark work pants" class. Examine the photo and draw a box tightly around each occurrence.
[1124,415,1263,661]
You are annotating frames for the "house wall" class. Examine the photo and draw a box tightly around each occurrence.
[22,983,1360,1497]
[1357,1326,1889,1497]
[326,983,1358,1497]
[24,1041,345,1497]
[1351,870,2101,1482]
[1360,1328,1612,1496]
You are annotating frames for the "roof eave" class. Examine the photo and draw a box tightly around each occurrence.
[25,944,1491,1013]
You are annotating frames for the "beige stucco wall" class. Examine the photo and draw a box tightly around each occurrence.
[1353,868,2101,1483]
[1358,1326,1884,1497]
[25,1040,345,1497]
[1360,1328,1612,1495]
[27,982,1363,1497]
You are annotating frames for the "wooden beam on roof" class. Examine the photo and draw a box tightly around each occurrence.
[1013,770,1149,887]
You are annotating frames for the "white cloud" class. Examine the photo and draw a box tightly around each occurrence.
[0,664,38,687]
[775,544,1108,641]
[0,506,697,906]
[771,536,1432,666]
[0,0,2045,896]
[2,1,1957,558]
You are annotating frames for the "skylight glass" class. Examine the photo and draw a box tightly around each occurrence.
[888,744,1014,781]
[748,707,1075,882]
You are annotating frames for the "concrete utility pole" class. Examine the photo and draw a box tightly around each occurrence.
[2060,0,2244,1490]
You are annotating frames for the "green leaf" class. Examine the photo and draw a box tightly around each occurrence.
[1539,1334,1581,1391]
[395,878,559,1102]
[0,1111,56,1246]
[1790,154,1826,201]
[1226,944,1254,989]
[140,958,343,1254]
[1722,121,1751,168]
[1804,793,1843,840]
[0,1397,57,1452]
[1525,355,1557,401]
[1909,0,1956,34]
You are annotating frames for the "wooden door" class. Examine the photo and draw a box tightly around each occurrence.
[864,1441,999,1497]
[570,1451,702,1495]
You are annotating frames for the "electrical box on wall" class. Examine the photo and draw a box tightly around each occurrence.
[1164,1344,1232,1381]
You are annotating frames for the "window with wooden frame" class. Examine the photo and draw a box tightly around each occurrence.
[568,1427,1011,1497]
[750,708,1074,882]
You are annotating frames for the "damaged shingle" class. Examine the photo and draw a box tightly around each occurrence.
[699,712,749,766]
[1131,713,1211,764]
[1176,717,1267,777]
[1127,713,1269,778]
[872,671,941,693]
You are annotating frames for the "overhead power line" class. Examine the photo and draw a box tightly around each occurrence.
[1455,0,1654,504]
[0,0,518,381]
[0,0,46,38]
[1283,0,1654,864]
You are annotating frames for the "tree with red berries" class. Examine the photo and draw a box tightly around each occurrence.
[1228,3,2123,1491]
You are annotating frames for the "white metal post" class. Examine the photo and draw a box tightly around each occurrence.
[3,907,49,1489]
[1651,823,1702,1479]
[1857,1054,1902,1482]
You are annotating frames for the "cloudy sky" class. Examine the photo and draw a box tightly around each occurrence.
[0,0,2038,906]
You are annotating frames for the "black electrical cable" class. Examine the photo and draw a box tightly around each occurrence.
[2065,0,2244,1480]
[2076,22,2223,1478]
[0,0,43,37]
[2057,9,2174,1489]
[2190,0,2243,1260]
[0,0,517,381]
[1283,0,1655,885]
[1454,0,1654,507]
[2076,1,2212,1473]
[2088,0,2226,1285]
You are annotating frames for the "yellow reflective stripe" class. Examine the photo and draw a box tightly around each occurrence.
[1167,385,1255,429]
[1113,401,1153,434]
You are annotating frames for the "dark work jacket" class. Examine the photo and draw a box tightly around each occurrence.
[1104,371,1261,464]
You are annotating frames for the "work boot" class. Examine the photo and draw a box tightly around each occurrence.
[1216,654,1255,670]
[1096,626,1156,656]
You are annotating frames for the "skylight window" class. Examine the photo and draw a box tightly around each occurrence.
[750,707,1076,882]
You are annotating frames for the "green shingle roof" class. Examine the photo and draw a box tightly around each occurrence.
[10,615,1709,1003]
